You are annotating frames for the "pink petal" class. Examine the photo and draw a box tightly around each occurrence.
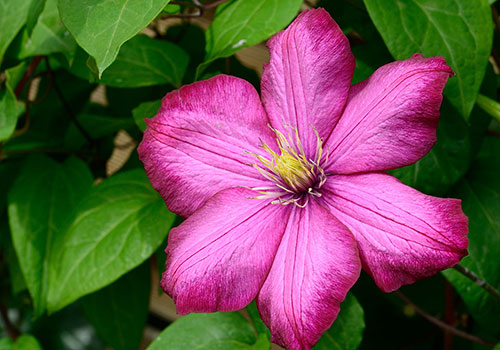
[321,173,468,292]
[326,54,453,174]
[138,74,276,217]
[261,8,354,158]
[257,201,361,349]
[162,188,290,314]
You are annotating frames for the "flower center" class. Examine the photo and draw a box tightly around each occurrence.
[248,125,327,207]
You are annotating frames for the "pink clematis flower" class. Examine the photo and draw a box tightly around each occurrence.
[138,8,468,350]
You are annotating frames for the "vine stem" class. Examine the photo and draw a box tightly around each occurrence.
[166,0,232,18]
[395,291,497,348]
[0,303,19,340]
[453,264,500,303]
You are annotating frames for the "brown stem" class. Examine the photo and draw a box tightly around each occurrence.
[165,0,231,19]
[0,302,19,340]
[453,265,500,303]
[1,148,93,159]
[487,130,500,138]
[492,4,500,34]
[14,56,43,98]
[395,291,497,347]
[443,280,455,350]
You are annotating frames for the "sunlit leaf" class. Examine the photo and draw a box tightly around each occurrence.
[8,155,93,316]
[198,0,302,77]
[47,169,175,312]
[364,0,493,119]
[58,0,171,75]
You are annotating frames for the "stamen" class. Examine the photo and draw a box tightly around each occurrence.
[248,124,327,207]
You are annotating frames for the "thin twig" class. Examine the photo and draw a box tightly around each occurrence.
[453,264,500,303]
[165,0,231,19]
[395,291,497,347]
[14,56,43,98]
[443,280,455,350]
[492,4,500,35]
[0,253,20,340]
[44,57,94,145]
[0,303,19,340]
[1,148,93,159]
[487,130,500,138]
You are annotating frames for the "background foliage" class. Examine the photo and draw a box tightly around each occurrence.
[1,0,500,349]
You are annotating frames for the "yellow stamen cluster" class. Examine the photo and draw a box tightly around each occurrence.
[249,125,327,207]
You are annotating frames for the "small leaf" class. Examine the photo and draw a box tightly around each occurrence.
[199,0,302,77]
[0,0,32,62]
[67,35,188,87]
[314,294,365,350]
[148,312,260,350]
[58,0,171,75]
[0,338,13,350]
[443,136,500,335]
[20,0,77,59]
[13,335,42,350]
[47,169,175,312]
[25,0,47,36]
[8,155,93,316]
[0,87,24,142]
[82,263,151,350]
[132,99,161,132]
[364,0,493,120]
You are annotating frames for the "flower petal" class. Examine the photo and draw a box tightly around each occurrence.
[162,188,290,314]
[321,173,468,292]
[138,74,275,217]
[257,201,361,349]
[326,54,453,174]
[261,8,354,158]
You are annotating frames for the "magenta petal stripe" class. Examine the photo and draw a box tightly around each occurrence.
[325,54,453,174]
[321,173,468,292]
[257,201,361,350]
[162,188,291,314]
[138,75,276,217]
[261,8,355,158]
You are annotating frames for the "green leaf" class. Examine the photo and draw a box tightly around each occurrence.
[47,169,175,312]
[25,0,47,36]
[3,227,27,294]
[0,336,41,350]
[199,0,302,77]
[443,136,500,336]
[58,0,171,76]
[0,338,13,350]
[3,69,94,152]
[67,35,188,87]
[64,110,135,149]
[82,263,150,350]
[0,0,32,62]
[13,335,42,350]
[132,99,161,132]
[7,155,93,316]
[0,87,24,142]
[364,0,493,120]
[314,294,365,350]
[476,93,500,122]
[148,312,261,350]
[246,301,271,340]
[19,0,77,59]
